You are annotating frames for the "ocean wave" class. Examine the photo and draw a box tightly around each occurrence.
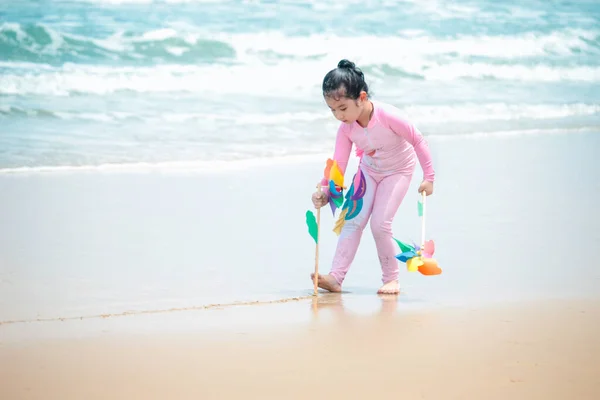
[0,23,236,65]
[2,23,599,96]
[0,105,332,124]
[1,60,599,97]
[1,22,598,67]
[226,29,600,61]
[369,62,600,82]
[2,103,598,124]
[49,0,600,27]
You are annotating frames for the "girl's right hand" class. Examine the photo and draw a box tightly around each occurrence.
[311,190,328,209]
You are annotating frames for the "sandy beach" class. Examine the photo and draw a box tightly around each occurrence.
[2,297,600,399]
[3,0,600,398]
[1,132,599,399]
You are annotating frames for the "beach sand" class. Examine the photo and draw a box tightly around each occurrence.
[1,297,600,399]
[1,132,599,399]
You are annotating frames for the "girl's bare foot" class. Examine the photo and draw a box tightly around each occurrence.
[377,280,400,294]
[310,273,342,293]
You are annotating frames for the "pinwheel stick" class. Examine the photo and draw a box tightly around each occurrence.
[420,190,427,252]
[313,184,322,295]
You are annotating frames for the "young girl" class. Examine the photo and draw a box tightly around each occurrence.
[311,59,435,295]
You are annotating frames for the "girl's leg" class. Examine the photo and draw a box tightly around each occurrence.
[369,173,412,292]
[319,168,378,289]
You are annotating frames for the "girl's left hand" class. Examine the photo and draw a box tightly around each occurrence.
[418,180,434,196]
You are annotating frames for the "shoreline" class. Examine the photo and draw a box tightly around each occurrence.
[2,291,599,345]
[0,127,596,176]
[0,294,314,327]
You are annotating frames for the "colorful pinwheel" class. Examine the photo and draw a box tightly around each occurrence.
[333,166,367,235]
[394,192,442,276]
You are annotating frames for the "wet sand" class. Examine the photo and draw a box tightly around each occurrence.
[2,296,599,400]
[1,132,599,324]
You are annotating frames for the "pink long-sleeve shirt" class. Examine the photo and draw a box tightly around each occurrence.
[324,100,435,184]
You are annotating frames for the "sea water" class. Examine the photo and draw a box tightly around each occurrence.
[1,0,599,172]
[1,1,600,331]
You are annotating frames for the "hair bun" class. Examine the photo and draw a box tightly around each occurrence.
[337,59,356,70]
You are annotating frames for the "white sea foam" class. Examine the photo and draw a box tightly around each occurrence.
[3,103,598,124]
[2,61,599,97]
[224,28,599,61]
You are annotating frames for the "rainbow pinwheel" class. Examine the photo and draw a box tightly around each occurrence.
[332,165,367,235]
[305,158,369,239]
[393,194,442,276]
[394,238,436,272]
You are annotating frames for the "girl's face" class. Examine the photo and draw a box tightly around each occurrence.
[324,91,368,124]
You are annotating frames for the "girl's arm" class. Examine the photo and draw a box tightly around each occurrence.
[382,106,435,182]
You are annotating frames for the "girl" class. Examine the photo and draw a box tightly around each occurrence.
[311,59,435,295]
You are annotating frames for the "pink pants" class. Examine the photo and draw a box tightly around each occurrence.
[329,166,412,285]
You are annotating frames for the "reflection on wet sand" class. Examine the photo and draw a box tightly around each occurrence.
[310,292,400,318]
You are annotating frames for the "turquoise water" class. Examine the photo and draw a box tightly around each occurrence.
[1,0,599,171]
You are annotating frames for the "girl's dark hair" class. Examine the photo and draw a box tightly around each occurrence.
[322,59,369,100]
